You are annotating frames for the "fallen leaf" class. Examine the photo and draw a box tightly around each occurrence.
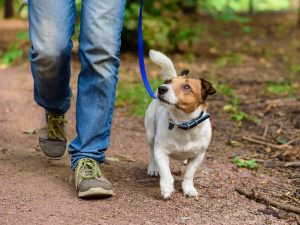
[223,104,237,113]
[105,156,120,163]
[22,128,36,135]
[264,146,272,153]
[228,140,242,147]
[277,137,288,144]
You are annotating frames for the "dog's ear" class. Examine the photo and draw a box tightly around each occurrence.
[180,69,190,76]
[200,78,216,101]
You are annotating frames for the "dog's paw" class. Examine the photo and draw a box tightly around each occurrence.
[160,177,174,199]
[147,163,159,177]
[182,185,198,198]
[161,185,174,199]
[148,169,159,177]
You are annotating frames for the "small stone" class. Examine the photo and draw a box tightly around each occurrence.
[181,217,191,222]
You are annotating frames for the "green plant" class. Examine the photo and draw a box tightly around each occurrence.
[289,64,300,76]
[0,43,23,65]
[0,31,29,66]
[116,77,163,116]
[232,156,259,170]
[16,31,29,40]
[218,83,260,125]
[266,82,295,96]
[242,25,252,34]
[216,11,250,23]
[122,1,202,52]
[215,52,244,68]
[217,83,235,96]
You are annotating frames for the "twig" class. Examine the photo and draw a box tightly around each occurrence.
[242,136,290,150]
[284,193,300,206]
[265,99,300,113]
[258,186,284,195]
[262,124,269,139]
[254,159,284,167]
[250,135,269,141]
[296,216,300,225]
[286,137,300,145]
[258,161,300,167]
[111,153,135,162]
[235,187,300,214]
[284,161,300,167]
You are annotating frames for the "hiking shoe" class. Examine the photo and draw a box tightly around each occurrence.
[75,158,113,198]
[39,111,67,159]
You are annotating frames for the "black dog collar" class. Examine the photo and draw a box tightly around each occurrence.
[168,111,210,130]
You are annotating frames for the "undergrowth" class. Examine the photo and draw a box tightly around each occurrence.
[116,77,163,116]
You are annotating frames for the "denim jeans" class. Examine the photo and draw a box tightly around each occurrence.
[28,0,126,170]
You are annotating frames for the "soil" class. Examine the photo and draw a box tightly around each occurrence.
[0,16,299,225]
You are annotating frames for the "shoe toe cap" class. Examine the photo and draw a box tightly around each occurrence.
[78,178,112,192]
[39,139,67,159]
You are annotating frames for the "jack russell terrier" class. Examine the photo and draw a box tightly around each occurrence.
[144,50,216,199]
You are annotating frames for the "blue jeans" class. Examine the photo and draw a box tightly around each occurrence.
[28,0,126,170]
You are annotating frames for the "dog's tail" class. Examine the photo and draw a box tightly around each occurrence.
[149,50,177,80]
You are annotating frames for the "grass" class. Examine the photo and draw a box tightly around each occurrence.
[266,82,296,97]
[217,83,261,125]
[0,43,23,66]
[116,77,163,116]
[0,31,29,67]
[215,52,245,68]
[289,64,300,76]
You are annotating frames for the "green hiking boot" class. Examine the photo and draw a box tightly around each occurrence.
[75,158,113,198]
[39,111,67,159]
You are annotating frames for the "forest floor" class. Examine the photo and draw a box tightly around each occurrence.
[0,14,300,225]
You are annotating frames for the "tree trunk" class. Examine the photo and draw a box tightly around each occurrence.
[4,0,14,19]
[249,0,254,15]
[298,0,300,27]
[181,0,196,14]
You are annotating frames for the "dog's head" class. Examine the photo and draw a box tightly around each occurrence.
[149,49,216,113]
[157,73,216,113]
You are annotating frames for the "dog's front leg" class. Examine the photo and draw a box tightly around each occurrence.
[154,150,174,199]
[148,148,159,176]
[182,151,206,198]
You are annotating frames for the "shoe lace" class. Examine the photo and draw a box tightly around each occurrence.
[79,158,102,180]
[47,113,67,140]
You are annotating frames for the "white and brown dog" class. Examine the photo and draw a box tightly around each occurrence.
[144,50,216,199]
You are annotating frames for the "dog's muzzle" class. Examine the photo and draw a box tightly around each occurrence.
[158,86,168,95]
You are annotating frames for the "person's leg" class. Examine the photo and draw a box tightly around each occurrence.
[68,0,126,170]
[28,0,75,158]
[28,0,75,114]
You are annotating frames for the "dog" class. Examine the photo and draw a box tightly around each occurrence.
[144,50,216,199]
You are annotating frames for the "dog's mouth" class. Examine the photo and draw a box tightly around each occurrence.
[158,95,175,107]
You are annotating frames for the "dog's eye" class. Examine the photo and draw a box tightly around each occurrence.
[164,79,172,84]
[183,84,191,91]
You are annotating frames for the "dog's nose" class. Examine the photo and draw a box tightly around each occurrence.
[158,86,168,95]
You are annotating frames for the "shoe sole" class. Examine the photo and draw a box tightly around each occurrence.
[78,188,114,198]
[39,139,67,160]
[46,153,65,160]
[42,146,67,160]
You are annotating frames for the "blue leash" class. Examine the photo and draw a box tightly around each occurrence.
[138,0,156,99]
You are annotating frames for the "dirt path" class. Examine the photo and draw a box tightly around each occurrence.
[1,17,300,225]
[0,61,295,225]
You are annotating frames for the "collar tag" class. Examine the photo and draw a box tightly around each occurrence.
[168,122,175,130]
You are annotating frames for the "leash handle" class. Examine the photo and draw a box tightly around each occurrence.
[138,0,156,99]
